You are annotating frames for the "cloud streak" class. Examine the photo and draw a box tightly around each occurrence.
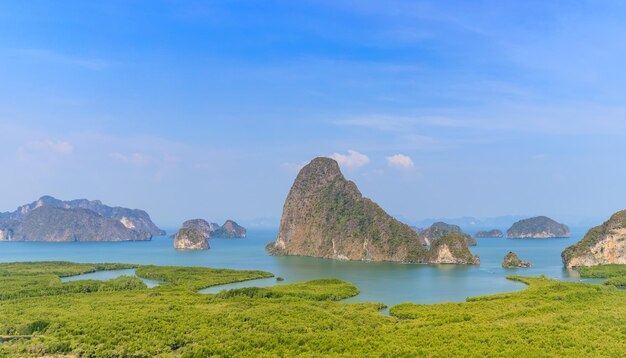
[329,150,370,169]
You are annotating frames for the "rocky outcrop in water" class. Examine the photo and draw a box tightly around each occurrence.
[427,233,480,265]
[475,229,503,238]
[266,157,478,264]
[181,219,218,238]
[267,157,427,262]
[174,227,209,250]
[502,251,531,268]
[212,220,247,238]
[0,196,163,242]
[420,222,477,246]
[507,216,569,239]
[562,210,626,268]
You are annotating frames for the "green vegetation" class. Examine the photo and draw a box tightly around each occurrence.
[0,261,137,277]
[578,264,626,278]
[135,265,273,290]
[1,262,625,357]
[578,264,626,287]
[216,278,359,301]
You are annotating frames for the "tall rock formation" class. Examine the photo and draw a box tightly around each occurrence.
[267,157,426,262]
[266,157,478,264]
[507,216,570,239]
[562,210,626,268]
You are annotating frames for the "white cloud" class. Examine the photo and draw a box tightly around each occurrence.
[386,154,415,169]
[110,152,148,165]
[329,150,370,169]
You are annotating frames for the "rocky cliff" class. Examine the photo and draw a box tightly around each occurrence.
[475,229,503,238]
[212,220,247,238]
[420,222,477,246]
[267,157,427,262]
[427,233,480,264]
[181,219,217,238]
[562,210,626,268]
[507,216,569,239]
[266,157,477,264]
[0,196,163,242]
[174,227,209,250]
[502,251,531,268]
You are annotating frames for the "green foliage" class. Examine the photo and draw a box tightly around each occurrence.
[0,261,137,277]
[577,264,626,287]
[603,276,626,287]
[578,264,626,278]
[216,278,359,301]
[135,265,273,290]
[1,263,626,357]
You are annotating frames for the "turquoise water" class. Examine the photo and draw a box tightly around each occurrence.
[0,228,597,306]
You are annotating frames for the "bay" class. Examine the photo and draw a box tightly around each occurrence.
[0,227,596,307]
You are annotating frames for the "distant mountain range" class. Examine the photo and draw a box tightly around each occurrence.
[0,196,164,242]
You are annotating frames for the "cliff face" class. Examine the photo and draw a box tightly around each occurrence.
[0,196,163,242]
[427,234,480,265]
[174,228,209,250]
[507,216,570,239]
[420,222,477,246]
[475,229,503,238]
[182,219,216,238]
[267,157,427,263]
[562,210,626,268]
[7,207,146,242]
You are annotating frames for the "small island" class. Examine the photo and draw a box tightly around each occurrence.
[174,227,209,250]
[475,229,503,238]
[502,251,532,268]
[420,222,477,246]
[506,216,570,239]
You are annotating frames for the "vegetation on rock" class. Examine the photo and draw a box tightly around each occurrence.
[267,157,428,263]
[562,210,626,268]
[502,251,532,268]
[427,233,480,264]
[420,222,476,246]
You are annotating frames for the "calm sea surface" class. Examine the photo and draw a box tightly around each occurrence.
[0,227,598,306]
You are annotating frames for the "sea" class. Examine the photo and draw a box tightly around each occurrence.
[0,227,599,307]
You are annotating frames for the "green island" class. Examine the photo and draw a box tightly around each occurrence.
[1,262,626,357]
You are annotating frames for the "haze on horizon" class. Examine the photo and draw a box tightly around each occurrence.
[1,1,625,228]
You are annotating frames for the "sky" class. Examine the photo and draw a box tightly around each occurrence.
[1,0,626,228]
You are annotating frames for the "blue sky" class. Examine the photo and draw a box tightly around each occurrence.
[1,0,626,227]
